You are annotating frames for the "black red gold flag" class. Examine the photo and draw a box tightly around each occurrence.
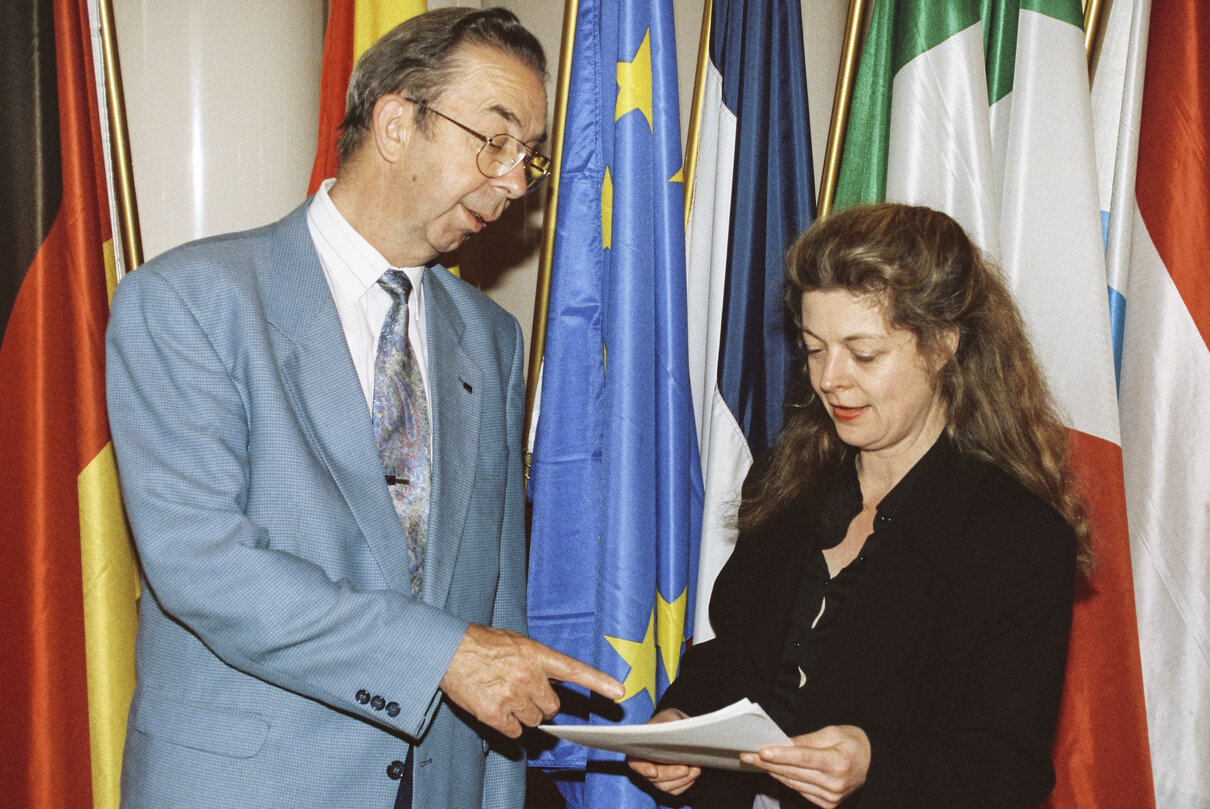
[0,1,137,807]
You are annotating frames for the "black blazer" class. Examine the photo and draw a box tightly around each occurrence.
[659,437,1076,809]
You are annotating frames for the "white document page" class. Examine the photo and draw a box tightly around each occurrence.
[539,699,791,772]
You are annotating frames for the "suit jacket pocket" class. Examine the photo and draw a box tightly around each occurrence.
[132,690,271,759]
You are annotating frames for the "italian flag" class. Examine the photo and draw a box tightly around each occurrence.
[835,1,1154,806]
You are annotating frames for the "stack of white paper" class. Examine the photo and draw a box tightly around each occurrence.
[539,699,791,772]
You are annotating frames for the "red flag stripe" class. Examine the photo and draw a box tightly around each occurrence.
[0,216,97,808]
[1044,431,1154,809]
[55,0,114,461]
[1134,0,1210,350]
[308,0,356,194]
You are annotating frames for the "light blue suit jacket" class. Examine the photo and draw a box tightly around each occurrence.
[106,201,527,809]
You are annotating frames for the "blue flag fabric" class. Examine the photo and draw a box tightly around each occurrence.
[526,0,703,805]
[686,0,816,641]
[714,0,817,455]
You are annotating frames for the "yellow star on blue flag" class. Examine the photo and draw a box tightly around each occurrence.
[656,587,689,683]
[616,30,653,128]
[605,610,657,705]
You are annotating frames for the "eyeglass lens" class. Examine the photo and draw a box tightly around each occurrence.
[476,135,549,191]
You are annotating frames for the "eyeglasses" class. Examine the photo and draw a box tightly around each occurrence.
[407,98,551,194]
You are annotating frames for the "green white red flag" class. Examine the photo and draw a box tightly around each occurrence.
[835,1,1155,806]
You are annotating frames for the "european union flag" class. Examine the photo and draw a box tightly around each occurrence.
[526,0,703,806]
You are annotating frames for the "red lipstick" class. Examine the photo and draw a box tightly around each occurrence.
[831,405,865,422]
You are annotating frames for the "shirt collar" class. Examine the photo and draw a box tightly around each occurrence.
[873,433,975,579]
[813,432,972,578]
[874,433,955,523]
[310,178,424,296]
[812,451,863,550]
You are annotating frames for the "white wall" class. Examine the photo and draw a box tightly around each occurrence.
[114,0,326,262]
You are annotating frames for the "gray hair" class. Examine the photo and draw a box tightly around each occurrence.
[337,7,546,165]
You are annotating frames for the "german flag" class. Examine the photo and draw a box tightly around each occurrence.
[0,1,138,808]
[309,0,427,193]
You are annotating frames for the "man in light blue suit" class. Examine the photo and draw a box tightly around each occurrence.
[106,9,621,809]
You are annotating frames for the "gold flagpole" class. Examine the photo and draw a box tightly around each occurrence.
[816,0,870,220]
[98,0,144,270]
[523,0,580,488]
[682,0,713,225]
[1084,0,1106,65]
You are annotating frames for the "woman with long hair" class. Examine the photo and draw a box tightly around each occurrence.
[629,203,1083,808]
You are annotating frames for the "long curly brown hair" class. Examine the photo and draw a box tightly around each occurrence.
[738,203,1092,569]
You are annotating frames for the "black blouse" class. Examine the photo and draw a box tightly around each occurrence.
[656,435,1077,809]
[768,441,941,731]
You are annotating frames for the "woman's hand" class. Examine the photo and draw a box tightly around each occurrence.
[739,725,870,809]
[626,708,702,796]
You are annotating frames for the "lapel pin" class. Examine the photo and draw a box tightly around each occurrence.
[461,380,473,393]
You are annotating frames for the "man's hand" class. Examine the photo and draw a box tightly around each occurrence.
[739,725,871,809]
[440,624,624,738]
[626,708,702,796]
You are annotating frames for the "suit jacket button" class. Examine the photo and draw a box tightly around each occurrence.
[356,690,371,705]
[386,760,406,780]
[371,695,386,711]
[386,702,400,717]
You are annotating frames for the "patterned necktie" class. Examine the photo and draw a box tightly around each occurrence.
[372,270,430,595]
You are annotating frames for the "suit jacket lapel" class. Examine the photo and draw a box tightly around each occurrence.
[421,268,483,609]
[261,203,413,592]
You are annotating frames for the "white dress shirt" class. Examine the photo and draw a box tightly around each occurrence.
[306,178,430,412]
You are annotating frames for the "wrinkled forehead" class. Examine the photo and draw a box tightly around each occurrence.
[442,44,548,141]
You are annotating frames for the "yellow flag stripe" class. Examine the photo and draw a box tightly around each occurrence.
[353,0,428,61]
[83,239,134,809]
[80,441,139,809]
